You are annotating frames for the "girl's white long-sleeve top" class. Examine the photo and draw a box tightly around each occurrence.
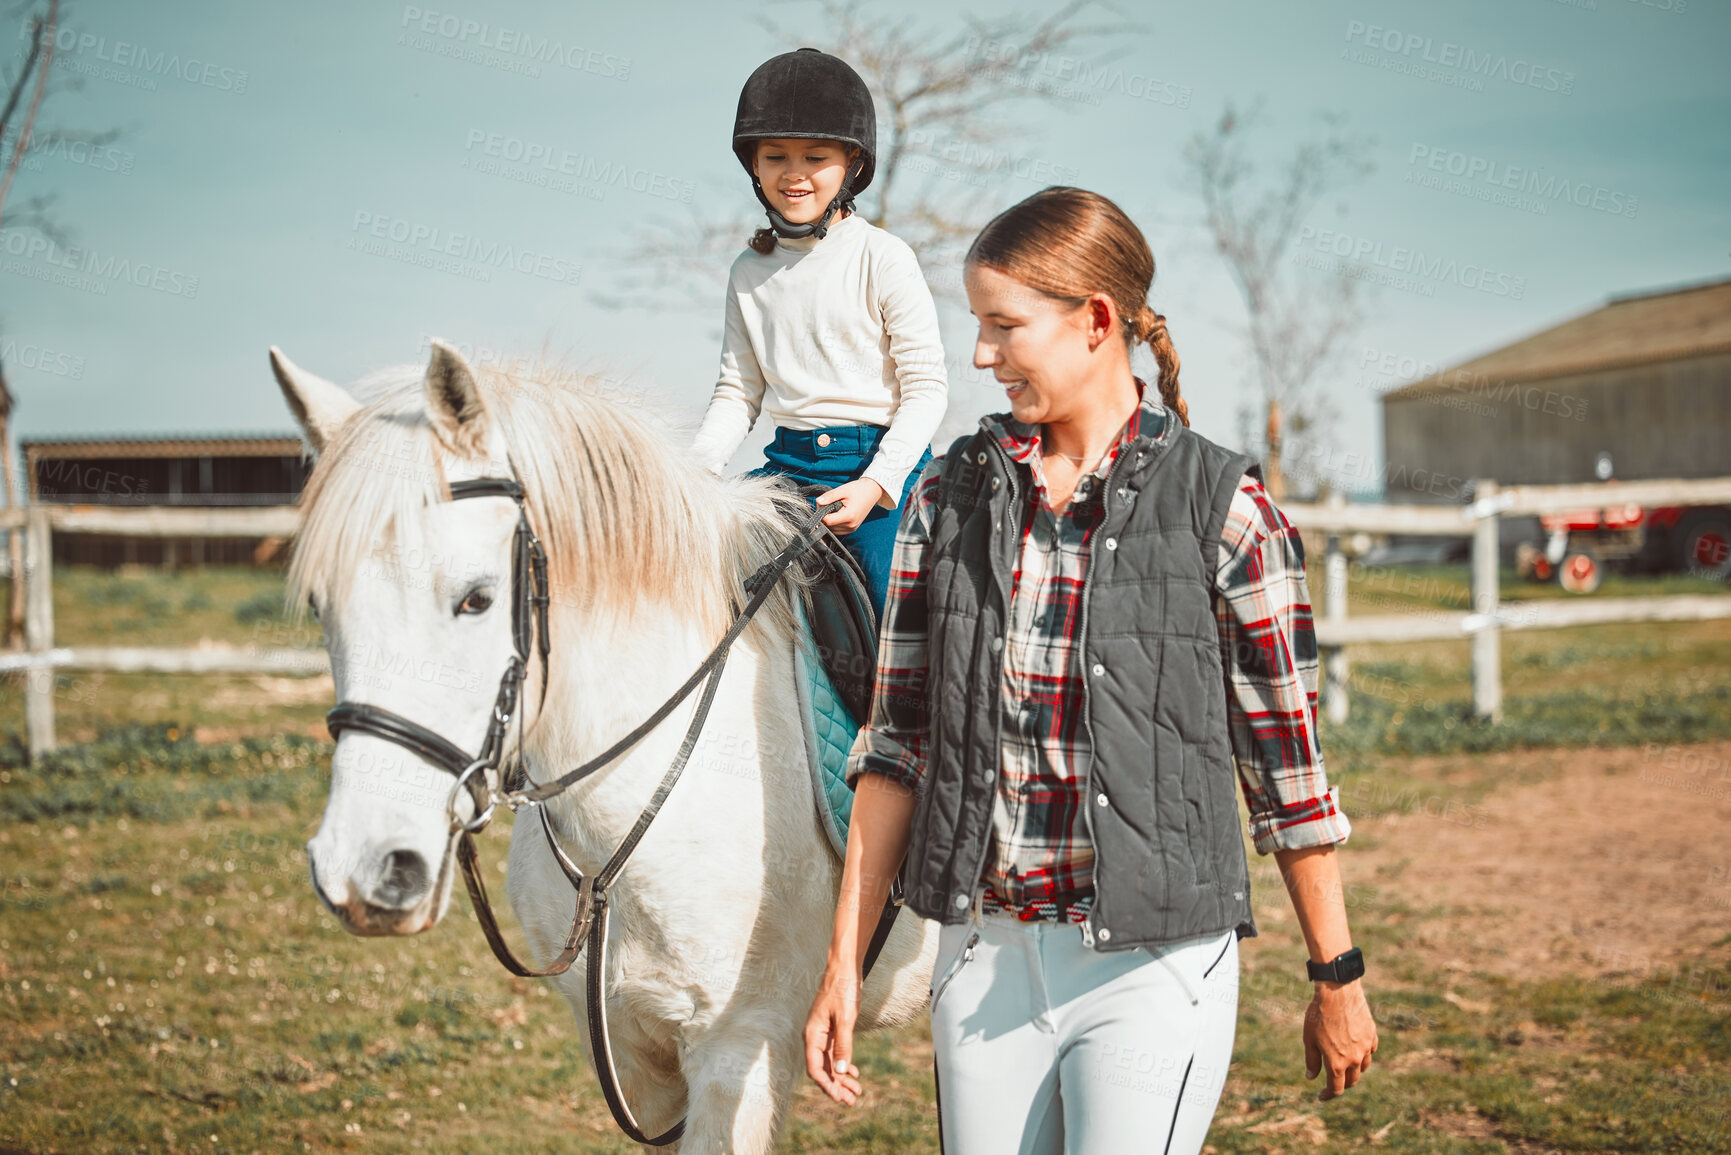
[689,212,949,509]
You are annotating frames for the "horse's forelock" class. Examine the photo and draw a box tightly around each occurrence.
[286,359,811,645]
[284,381,444,620]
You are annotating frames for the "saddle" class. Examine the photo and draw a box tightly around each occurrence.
[791,484,878,724]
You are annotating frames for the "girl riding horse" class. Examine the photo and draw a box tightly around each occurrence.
[690,47,949,621]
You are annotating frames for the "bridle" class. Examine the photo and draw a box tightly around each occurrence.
[326,476,549,836]
[320,465,858,1147]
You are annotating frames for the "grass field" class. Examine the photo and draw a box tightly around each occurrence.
[2,564,1729,1153]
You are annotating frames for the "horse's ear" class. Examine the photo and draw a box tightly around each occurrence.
[423,340,491,457]
[270,346,359,454]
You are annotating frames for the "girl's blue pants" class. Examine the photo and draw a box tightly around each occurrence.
[745,423,932,623]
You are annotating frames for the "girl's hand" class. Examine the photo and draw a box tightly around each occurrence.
[814,478,888,534]
[804,963,865,1104]
[1304,980,1378,1101]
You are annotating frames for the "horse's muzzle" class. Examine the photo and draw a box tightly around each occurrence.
[308,843,441,936]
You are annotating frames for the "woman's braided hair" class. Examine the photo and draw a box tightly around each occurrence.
[964,187,1188,427]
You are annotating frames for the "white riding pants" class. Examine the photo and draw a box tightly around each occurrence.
[929,897,1239,1155]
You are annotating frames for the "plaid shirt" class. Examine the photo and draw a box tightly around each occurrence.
[846,381,1351,924]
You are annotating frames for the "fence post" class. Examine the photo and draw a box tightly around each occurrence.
[1470,479,1502,723]
[1323,493,1349,725]
[23,505,55,759]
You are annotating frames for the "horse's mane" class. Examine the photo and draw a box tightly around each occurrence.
[285,360,816,648]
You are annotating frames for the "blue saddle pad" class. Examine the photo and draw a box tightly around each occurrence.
[792,599,862,859]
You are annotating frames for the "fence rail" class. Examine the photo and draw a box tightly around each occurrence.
[1285,477,1731,724]
[5,478,1730,756]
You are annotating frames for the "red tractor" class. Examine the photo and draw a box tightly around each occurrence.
[1514,455,1731,594]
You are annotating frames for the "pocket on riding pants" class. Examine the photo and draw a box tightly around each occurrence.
[1135,929,1238,1007]
[930,920,982,1008]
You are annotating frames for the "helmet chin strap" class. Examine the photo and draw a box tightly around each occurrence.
[754,159,862,241]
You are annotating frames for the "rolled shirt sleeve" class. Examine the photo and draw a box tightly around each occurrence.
[1215,472,1353,855]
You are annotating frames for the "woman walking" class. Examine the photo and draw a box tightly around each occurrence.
[804,187,1377,1154]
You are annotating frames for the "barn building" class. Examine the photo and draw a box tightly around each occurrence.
[1380,276,1731,569]
[1382,275,1731,497]
[20,433,310,566]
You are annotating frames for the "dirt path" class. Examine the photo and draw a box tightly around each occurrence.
[1330,739,1731,981]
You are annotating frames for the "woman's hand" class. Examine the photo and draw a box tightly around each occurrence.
[805,773,918,1105]
[1304,979,1378,1100]
[1271,844,1377,1101]
[804,963,865,1104]
[814,477,888,534]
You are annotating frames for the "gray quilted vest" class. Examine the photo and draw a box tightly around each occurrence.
[904,405,1262,950]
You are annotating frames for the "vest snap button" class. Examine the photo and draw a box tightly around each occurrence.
[816,433,832,447]
[981,770,994,785]
[1105,537,1118,551]
[1096,792,1109,807]
[1091,663,1105,677]
[976,452,987,465]
[953,892,970,910]
[991,477,1001,489]
[991,636,1004,653]
[1098,927,1111,941]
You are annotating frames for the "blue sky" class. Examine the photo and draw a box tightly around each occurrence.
[2,0,1726,493]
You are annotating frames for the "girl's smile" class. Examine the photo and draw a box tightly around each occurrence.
[753,137,858,225]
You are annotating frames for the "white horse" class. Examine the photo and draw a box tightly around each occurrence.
[271,340,938,1153]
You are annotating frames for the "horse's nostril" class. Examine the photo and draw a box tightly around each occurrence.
[375,849,430,909]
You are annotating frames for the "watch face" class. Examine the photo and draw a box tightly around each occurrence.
[1311,949,1364,983]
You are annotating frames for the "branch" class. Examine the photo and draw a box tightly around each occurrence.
[584,202,759,315]
[0,9,47,161]
[0,0,57,230]
[595,0,1138,314]
[1182,97,1374,462]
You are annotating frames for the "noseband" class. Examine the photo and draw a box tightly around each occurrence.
[317,466,892,1147]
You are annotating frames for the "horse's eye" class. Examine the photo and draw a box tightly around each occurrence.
[307,594,320,621]
[458,588,494,616]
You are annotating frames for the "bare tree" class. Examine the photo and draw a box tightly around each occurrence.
[1183,100,1372,501]
[0,0,122,647]
[0,0,57,649]
[590,0,1136,320]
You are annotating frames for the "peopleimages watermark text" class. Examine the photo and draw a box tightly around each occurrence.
[1292,225,1526,299]
[1406,145,1637,218]
[398,7,630,79]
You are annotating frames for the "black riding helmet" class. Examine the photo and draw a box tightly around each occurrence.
[733,48,877,241]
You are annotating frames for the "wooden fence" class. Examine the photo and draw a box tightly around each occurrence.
[4,476,1731,758]
[1283,476,1731,724]
[1,504,317,757]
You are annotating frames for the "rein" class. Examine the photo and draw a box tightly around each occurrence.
[323,470,855,1147]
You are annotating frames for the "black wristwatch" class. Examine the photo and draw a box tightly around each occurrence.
[1306,947,1365,985]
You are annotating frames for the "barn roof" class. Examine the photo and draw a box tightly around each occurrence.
[21,433,307,460]
[1384,275,1731,401]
